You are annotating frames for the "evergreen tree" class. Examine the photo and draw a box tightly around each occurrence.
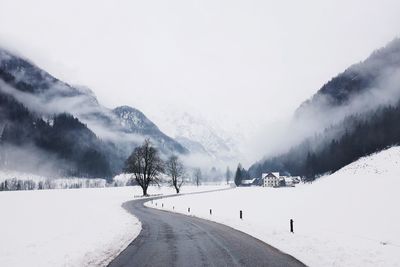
[234,163,243,186]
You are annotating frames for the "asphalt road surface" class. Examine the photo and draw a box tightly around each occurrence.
[108,195,306,267]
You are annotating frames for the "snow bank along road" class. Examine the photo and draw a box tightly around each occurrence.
[108,195,305,267]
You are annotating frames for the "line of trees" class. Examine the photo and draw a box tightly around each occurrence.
[0,178,106,191]
[124,139,236,195]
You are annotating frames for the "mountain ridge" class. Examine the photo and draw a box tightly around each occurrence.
[0,47,188,178]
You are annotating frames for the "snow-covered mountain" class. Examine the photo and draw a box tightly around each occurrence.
[113,106,158,132]
[153,110,246,168]
[112,106,187,154]
[0,47,187,178]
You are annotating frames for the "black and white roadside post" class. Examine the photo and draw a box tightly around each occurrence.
[290,219,294,233]
[240,210,243,220]
[188,207,190,213]
[210,209,212,215]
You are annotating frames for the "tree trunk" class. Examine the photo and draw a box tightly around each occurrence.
[142,186,148,196]
[175,186,180,194]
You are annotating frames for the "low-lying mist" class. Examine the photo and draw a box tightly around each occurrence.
[0,143,73,178]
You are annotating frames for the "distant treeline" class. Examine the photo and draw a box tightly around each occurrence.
[0,178,107,191]
[249,101,400,180]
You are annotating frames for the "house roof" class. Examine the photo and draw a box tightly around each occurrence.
[262,172,280,178]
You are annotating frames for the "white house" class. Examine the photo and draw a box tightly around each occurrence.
[262,172,280,187]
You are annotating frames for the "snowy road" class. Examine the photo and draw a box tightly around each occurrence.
[108,197,305,267]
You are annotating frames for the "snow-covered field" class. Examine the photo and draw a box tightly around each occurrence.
[0,184,226,267]
[147,146,400,266]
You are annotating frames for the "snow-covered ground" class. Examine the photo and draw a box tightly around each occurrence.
[0,184,226,267]
[147,146,400,266]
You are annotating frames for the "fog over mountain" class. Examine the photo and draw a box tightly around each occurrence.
[1,0,400,169]
[0,48,189,179]
[249,38,400,179]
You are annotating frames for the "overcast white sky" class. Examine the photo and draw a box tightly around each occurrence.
[1,0,400,135]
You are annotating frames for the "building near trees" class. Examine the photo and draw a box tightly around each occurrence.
[262,172,280,187]
[261,172,300,187]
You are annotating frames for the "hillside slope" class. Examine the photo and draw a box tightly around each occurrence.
[250,38,400,179]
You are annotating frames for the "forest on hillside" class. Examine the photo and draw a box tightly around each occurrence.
[249,101,400,180]
[0,92,118,179]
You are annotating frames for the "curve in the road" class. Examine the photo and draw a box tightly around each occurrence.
[109,192,305,267]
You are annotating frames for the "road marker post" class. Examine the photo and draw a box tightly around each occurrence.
[210,209,212,215]
[290,219,294,233]
[240,210,243,220]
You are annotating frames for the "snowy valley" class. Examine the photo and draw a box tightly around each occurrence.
[1,3,400,266]
[2,146,399,266]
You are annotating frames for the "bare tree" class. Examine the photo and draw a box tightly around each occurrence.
[124,139,164,196]
[225,166,232,185]
[165,155,185,193]
[193,168,202,186]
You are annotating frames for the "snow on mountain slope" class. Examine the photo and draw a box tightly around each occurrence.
[113,106,159,132]
[112,106,187,154]
[149,146,400,266]
[333,145,400,176]
[153,110,247,168]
